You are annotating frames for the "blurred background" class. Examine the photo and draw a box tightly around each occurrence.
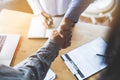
[0,0,117,26]
[0,0,32,13]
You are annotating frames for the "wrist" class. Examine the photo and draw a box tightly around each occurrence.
[47,39,61,50]
[41,11,51,18]
[61,17,75,27]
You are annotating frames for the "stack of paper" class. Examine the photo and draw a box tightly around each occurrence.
[61,37,107,80]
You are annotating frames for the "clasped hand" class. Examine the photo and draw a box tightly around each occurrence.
[41,12,75,49]
[41,11,53,28]
[51,18,75,49]
[50,29,72,49]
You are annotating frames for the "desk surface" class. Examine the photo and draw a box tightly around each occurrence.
[0,9,109,80]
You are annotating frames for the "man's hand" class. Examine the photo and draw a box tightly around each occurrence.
[41,11,53,28]
[57,18,75,38]
[51,30,72,49]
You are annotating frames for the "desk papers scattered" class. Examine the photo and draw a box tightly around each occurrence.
[0,34,20,66]
[28,16,62,38]
[61,37,107,80]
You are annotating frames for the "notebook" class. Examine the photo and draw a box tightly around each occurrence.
[61,37,107,80]
[0,34,20,66]
[27,16,62,38]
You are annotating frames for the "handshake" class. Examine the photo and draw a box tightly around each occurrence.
[41,11,75,49]
[50,19,74,49]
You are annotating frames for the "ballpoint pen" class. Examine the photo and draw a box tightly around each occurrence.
[96,54,105,57]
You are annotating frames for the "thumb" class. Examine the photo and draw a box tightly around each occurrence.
[57,28,64,38]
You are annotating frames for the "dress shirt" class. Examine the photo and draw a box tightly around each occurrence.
[27,0,71,16]
[64,0,94,23]
[27,0,93,23]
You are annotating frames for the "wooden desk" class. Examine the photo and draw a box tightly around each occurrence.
[0,0,32,13]
[0,9,110,80]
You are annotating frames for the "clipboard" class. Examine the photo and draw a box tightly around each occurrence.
[61,37,107,80]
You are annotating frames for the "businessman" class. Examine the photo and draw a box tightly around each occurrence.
[0,29,71,80]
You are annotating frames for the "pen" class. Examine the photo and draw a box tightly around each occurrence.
[96,54,105,57]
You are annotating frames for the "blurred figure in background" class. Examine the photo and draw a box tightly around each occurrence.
[98,1,120,80]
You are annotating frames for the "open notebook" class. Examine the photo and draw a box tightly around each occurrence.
[61,37,107,80]
[0,34,20,66]
[27,16,62,38]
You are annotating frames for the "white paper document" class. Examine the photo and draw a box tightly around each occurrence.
[44,69,56,80]
[0,34,20,66]
[28,16,62,38]
[61,37,107,80]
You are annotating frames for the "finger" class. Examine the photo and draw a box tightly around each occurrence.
[62,31,72,38]
[50,30,58,39]
[57,28,72,38]
[66,34,72,41]
[62,42,71,49]
[47,18,53,26]
[46,14,52,18]
[61,34,72,49]
[57,29,64,38]
[57,25,72,38]
[48,23,53,28]
[57,25,71,33]
[45,18,53,28]
[66,41,71,47]
[65,35,72,45]
[41,12,52,19]
[43,20,49,28]
[62,30,72,35]
[48,17,53,22]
